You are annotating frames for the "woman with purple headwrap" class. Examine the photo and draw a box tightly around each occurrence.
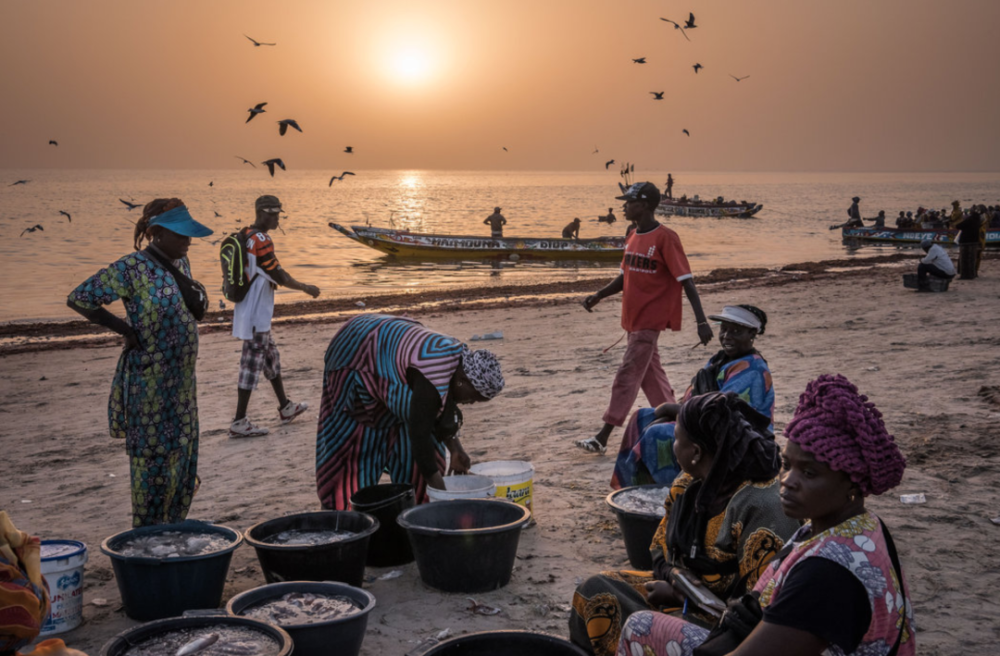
[316,314,504,509]
[617,374,916,656]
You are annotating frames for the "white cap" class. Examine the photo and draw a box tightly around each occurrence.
[707,306,762,331]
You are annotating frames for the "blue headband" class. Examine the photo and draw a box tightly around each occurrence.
[148,206,213,238]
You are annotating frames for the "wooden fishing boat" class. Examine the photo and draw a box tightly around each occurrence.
[329,223,626,261]
[655,196,763,218]
[841,225,1000,247]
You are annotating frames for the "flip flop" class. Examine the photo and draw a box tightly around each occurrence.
[575,437,607,455]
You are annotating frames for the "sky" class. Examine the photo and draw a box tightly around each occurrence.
[3,0,1000,172]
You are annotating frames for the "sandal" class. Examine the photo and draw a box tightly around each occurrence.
[575,437,607,455]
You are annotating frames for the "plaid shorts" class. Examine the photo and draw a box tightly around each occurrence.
[238,331,281,391]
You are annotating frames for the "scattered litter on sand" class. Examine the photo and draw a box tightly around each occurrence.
[900,493,926,504]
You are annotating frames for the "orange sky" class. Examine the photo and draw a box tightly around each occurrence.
[3,0,999,172]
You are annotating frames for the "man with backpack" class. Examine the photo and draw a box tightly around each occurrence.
[227,194,320,437]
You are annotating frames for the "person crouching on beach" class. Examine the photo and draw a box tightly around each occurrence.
[229,195,320,438]
[315,314,504,509]
[577,182,712,455]
[616,374,915,656]
[68,199,212,527]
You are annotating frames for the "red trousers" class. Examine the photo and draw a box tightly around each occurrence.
[602,330,675,426]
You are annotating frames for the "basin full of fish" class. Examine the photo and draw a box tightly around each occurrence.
[115,531,234,558]
[260,529,356,546]
[122,625,280,656]
[613,487,671,516]
[240,592,363,625]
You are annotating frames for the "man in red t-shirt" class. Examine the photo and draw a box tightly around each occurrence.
[577,182,713,454]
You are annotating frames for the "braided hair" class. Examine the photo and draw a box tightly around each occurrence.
[133,198,184,251]
[784,374,906,496]
[736,304,767,335]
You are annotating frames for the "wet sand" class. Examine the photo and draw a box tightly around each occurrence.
[3,255,999,656]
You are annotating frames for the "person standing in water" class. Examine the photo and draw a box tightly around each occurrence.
[665,174,674,200]
[484,207,507,238]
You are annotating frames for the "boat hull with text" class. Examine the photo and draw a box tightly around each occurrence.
[329,223,626,261]
[655,200,762,218]
[841,226,1000,247]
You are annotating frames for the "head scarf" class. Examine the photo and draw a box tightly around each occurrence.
[460,345,504,399]
[784,374,906,496]
[678,392,780,512]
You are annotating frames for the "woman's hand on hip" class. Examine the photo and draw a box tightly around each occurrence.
[123,328,140,352]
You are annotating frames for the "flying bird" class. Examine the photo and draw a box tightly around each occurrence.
[682,129,691,137]
[693,63,703,74]
[328,172,356,186]
[59,211,71,222]
[246,102,267,123]
[262,158,286,177]
[277,119,302,136]
[592,146,599,154]
[730,74,750,82]
[343,146,354,154]
[119,198,142,210]
[234,155,256,168]
[605,159,615,170]
[632,57,646,64]
[659,18,691,41]
[214,211,223,218]
[10,180,29,186]
[685,13,697,29]
[48,140,58,146]
[20,225,44,237]
[651,92,664,100]
[502,146,508,152]
[244,34,276,47]
[208,181,214,187]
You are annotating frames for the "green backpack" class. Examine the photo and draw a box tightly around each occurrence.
[219,228,258,303]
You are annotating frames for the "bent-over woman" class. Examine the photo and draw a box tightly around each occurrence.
[570,392,799,656]
[618,374,915,656]
[67,199,211,526]
[613,304,773,489]
[316,313,504,509]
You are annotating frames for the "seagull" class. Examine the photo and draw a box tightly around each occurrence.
[234,155,256,168]
[685,13,697,29]
[682,129,691,137]
[328,172,356,186]
[214,211,223,218]
[502,146,508,152]
[246,102,267,123]
[632,57,646,64]
[693,63,703,74]
[208,181,214,187]
[48,140,58,146]
[277,119,302,136]
[344,146,353,154]
[20,225,44,237]
[262,158,286,177]
[605,159,615,170]
[651,92,664,100]
[592,146,599,154]
[244,34,276,47]
[119,198,142,210]
[59,210,71,222]
[10,180,29,186]
[730,74,750,82]
[659,18,691,41]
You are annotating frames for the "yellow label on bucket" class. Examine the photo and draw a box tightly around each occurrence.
[496,480,533,516]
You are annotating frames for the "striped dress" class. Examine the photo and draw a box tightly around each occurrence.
[316,314,464,509]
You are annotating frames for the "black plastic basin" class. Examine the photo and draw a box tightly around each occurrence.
[244,511,378,586]
[397,499,530,593]
[606,484,670,570]
[420,630,589,655]
[227,581,376,656]
[100,614,292,656]
[350,483,415,567]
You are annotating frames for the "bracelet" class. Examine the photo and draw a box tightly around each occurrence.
[697,321,709,326]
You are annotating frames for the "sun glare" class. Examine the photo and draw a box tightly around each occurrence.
[388,47,434,85]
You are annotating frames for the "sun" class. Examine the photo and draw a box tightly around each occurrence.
[388,47,434,85]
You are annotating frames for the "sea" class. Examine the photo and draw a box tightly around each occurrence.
[1,169,998,324]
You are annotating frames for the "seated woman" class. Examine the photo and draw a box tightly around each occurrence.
[617,374,915,656]
[569,393,799,656]
[612,305,772,489]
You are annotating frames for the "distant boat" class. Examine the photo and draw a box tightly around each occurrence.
[841,225,1000,247]
[330,223,626,261]
[656,195,762,218]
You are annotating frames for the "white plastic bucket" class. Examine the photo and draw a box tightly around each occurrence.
[39,540,88,635]
[426,474,496,502]
[470,460,535,519]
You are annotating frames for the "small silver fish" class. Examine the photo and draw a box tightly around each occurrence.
[176,633,219,656]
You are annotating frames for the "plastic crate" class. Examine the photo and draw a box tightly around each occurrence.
[903,273,951,292]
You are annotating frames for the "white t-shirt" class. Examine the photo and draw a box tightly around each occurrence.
[232,230,282,340]
[921,244,955,276]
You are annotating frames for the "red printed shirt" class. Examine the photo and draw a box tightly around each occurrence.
[620,224,692,332]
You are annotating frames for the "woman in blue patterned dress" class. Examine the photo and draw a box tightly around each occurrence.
[67,199,212,526]
[612,305,774,489]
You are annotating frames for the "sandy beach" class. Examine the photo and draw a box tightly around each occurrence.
[3,256,999,656]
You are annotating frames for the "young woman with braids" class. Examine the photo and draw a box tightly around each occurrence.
[67,199,213,527]
[617,375,915,656]
[570,392,799,656]
[612,304,774,489]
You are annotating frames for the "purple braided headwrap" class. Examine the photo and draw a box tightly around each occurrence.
[784,374,906,496]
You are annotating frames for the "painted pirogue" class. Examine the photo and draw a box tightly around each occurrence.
[841,225,1000,247]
